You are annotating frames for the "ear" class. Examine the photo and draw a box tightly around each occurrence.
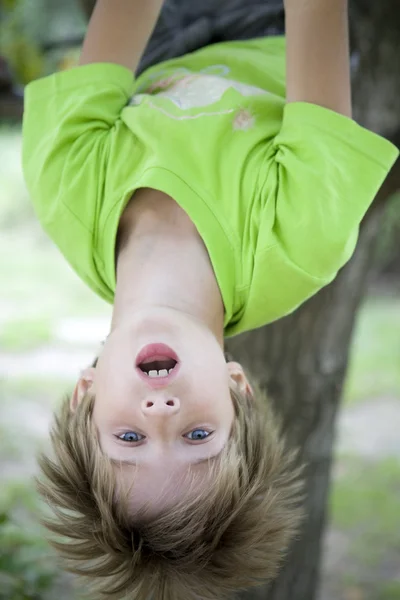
[70,367,96,412]
[227,362,253,396]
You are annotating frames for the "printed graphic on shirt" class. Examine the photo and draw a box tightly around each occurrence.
[130,65,268,121]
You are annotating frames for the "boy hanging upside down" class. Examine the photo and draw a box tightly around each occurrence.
[22,0,398,598]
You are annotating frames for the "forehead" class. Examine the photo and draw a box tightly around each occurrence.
[114,460,214,517]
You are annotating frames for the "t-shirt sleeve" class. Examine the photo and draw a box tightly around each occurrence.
[269,102,399,278]
[22,63,135,300]
[231,102,399,335]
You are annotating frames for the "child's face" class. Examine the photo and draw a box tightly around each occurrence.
[72,309,250,513]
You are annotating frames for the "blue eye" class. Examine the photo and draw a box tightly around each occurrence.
[185,429,211,441]
[118,432,145,443]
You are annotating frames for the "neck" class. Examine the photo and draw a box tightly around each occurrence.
[112,189,225,346]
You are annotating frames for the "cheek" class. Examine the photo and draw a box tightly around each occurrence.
[194,378,234,423]
[92,385,133,428]
[91,395,110,428]
[193,351,229,386]
[204,366,231,400]
[96,336,134,386]
[95,356,135,407]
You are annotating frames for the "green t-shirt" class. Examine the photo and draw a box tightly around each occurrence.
[22,37,398,336]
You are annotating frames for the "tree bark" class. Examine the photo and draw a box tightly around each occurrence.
[79,0,96,20]
[0,56,23,119]
[0,92,23,119]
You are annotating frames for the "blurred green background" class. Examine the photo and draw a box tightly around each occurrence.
[0,1,400,599]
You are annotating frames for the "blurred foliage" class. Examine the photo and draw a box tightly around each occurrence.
[381,583,400,600]
[0,10,43,84]
[0,0,84,84]
[0,483,60,600]
[0,316,54,351]
[329,456,400,599]
[331,457,400,537]
[344,295,400,404]
[1,0,46,84]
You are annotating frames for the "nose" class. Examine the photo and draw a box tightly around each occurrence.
[141,396,180,417]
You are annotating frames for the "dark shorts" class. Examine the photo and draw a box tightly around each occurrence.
[137,0,285,75]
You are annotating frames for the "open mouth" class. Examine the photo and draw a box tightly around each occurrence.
[136,343,179,381]
[138,357,178,378]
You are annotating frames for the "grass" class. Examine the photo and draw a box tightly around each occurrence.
[343,295,400,406]
[0,376,74,403]
[0,482,76,600]
[381,583,400,600]
[0,316,54,351]
[329,456,400,598]
[331,457,400,536]
[0,230,111,323]
[330,455,400,575]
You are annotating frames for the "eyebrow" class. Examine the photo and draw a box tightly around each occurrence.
[109,454,219,467]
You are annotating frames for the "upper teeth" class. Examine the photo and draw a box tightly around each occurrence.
[147,369,172,378]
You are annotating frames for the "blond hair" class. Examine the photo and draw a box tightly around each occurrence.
[37,377,304,600]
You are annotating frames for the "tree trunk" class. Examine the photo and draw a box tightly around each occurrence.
[0,56,23,119]
[228,200,388,600]
[228,2,400,598]
[79,0,95,20]
[0,91,23,118]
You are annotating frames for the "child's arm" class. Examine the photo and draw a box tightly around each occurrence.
[284,0,352,118]
[79,0,165,72]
